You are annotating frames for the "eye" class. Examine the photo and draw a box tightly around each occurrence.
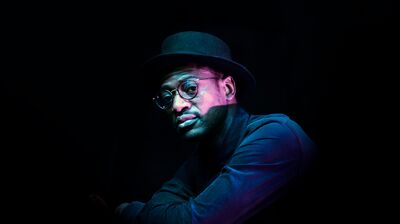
[159,90,173,102]
[180,81,197,97]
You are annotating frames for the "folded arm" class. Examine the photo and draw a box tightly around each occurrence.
[121,122,308,224]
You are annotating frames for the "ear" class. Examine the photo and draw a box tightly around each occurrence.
[223,76,236,100]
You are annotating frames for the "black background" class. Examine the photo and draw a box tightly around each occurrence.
[2,0,396,223]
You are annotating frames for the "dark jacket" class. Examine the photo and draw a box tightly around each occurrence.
[120,107,316,224]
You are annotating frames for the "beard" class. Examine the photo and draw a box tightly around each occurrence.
[177,105,228,141]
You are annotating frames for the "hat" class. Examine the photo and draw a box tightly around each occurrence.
[144,31,256,102]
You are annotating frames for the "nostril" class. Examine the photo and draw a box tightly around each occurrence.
[172,95,191,113]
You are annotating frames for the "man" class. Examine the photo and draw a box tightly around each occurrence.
[115,31,316,223]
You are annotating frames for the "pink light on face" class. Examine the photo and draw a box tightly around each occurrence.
[195,88,226,116]
[171,92,192,113]
[160,65,237,139]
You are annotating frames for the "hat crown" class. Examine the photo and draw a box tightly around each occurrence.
[161,31,232,59]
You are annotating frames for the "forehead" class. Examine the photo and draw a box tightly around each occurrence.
[160,66,217,87]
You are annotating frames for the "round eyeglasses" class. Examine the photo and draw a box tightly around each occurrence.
[153,77,219,110]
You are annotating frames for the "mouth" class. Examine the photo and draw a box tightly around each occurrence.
[176,114,198,129]
[178,118,198,129]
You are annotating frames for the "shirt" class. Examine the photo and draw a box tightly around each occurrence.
[119,106,316,224]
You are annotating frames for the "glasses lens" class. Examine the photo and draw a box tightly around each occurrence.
[155,90,173,109]
[179,80,198,99]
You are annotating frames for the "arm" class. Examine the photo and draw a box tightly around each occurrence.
[135,121,310,224]
[188,122,304,223]
[117,158,196,224]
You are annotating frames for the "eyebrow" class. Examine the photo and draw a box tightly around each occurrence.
[160,75,198,90]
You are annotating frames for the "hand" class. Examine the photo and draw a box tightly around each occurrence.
[89,193,110,212]
[115,201,145,224]
[115,202,130,216]
[88,193,113,223]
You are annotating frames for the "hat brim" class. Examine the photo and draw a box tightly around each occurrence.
[143,53,256,103]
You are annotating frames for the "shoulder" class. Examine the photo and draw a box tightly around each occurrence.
[237,114,300,159]
[245,113,313,143]
[247,113,291,130]
[245,113,297,139]
[233,113,315,165]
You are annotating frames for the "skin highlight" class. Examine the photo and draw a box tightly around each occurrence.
[159,66,237,142]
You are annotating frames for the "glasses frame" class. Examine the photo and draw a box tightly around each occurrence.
[153,77,219,110]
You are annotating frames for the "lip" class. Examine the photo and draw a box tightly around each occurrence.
[178,117,198,129]
[177,114,197,123]
[176,114,198,129]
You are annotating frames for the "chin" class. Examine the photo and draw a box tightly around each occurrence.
[179,127,206,141]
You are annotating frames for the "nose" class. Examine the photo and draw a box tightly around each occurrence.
[171,93,191,113]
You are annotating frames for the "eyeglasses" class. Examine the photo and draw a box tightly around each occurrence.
[153,77,219,110]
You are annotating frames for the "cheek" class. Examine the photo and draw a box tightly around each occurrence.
[196,90,225,113]
[201,94,217,107]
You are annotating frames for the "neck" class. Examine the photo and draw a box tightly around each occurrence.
[201,104,239,158]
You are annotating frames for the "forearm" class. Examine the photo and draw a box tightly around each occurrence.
[116,201,145,224]
[117,178,194,224]
[136,200,192,224]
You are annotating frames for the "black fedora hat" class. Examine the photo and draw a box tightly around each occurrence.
[144,31,256,102]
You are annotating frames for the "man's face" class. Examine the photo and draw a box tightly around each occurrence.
[159,66,231,140]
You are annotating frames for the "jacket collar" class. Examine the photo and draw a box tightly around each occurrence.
[198,105,250,165]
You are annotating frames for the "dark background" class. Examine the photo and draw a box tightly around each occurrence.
[2,0,396,223]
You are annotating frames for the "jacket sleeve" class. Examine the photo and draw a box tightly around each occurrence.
[117,155,196,224]
[134,120,312,224]
[189,121,306,223]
